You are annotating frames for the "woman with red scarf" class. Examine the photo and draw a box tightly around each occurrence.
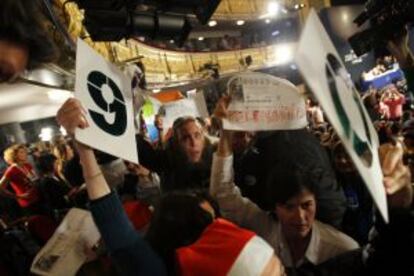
[0,144,41,215]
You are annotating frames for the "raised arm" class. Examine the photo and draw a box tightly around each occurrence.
[56,98,166,275]
[210,97,273,235]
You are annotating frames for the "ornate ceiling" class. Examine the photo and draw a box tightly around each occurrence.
[51,0,332,87]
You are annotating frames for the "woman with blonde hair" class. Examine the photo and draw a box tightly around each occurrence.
[0,144,42,214]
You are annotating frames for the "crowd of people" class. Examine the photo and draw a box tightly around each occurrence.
[361,55,398,80]
[1,0,414,275]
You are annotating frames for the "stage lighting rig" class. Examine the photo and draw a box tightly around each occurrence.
[74,0,221,46]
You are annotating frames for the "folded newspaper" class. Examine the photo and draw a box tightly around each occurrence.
[31,208,101,276]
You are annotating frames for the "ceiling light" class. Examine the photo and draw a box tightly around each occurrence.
[268,2,280,16]
[275,45,294,65]
[208,20,217,27]
[236,20,245,26]
[294,4,300,9]
[265,19,271,24]
[198,36,205,41]
[152,88,161,93]
[47,90,72,102]
[39,127,54,142]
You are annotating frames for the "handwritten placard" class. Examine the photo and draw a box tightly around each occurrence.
[223,72,307,131]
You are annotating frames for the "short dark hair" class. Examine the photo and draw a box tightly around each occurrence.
[172,116,202,136]
[37,153,57,175]
[0,0,57,69]
[266,163,319,206]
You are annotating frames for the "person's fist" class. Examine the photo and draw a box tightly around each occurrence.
[56,98,89,135]
[213,96,231,120]
[379,142,411,195]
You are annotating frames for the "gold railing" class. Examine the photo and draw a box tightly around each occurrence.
[58,1,298,85]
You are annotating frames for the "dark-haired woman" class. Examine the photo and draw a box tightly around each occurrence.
[211,97,359,272]
[37,153,74,215]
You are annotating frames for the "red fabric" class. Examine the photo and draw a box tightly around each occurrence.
[383,96,405,119]
[123,201,152,230]
[176,218,255,276]
[3,164,39,207]
[27,215,58,244]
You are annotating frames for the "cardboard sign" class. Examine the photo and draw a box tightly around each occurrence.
[31,208,100,276]
[161,92,209,130]
[75,39,138,163]
[223,72,307,131]
[295,9,388,222]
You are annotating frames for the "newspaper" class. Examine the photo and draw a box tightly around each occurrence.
[31,208,101,276]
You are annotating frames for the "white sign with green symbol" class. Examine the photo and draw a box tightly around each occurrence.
[295,9,387,222]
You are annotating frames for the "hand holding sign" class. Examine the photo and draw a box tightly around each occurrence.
[56,98,89,134]
[58,39,138,164]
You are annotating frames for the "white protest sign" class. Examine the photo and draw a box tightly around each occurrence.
[160,92,209,130]
[223,72,307,131]
[75,39,138,163]
[31,208,101,276]
[295,9,388,222]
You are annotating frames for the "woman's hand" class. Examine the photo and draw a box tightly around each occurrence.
[56,98,89,136]
[57,98,92,153]
[213,96,234,157]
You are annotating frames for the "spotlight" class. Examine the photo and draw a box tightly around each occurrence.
[137,0,221,24]
[208,20,217,27]
[75,0,222,45]
[236,20,245,26]
[268,2,280,16]
[84,9,191,46]
[75,0,124,9]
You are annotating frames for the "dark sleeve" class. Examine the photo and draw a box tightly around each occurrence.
[136,135,167,174]
[64,155,85,187]
[315,249,364,276]
[90,192,166,275]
